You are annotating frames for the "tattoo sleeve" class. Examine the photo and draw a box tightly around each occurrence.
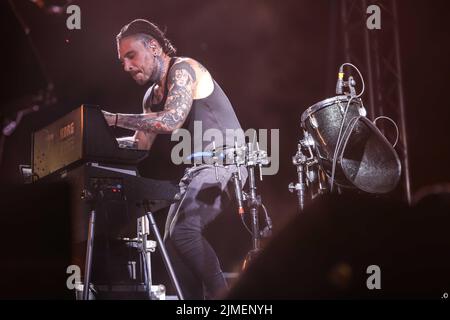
[117,61,196,133]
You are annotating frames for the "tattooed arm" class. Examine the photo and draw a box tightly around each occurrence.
[104,106,158,151]
[107,61,196,134]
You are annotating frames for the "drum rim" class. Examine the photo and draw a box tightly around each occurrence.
[300,95,357,124]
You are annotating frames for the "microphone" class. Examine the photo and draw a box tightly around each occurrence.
[335,65,344,95]
[232,172,245,215]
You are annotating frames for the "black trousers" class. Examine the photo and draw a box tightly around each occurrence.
[164,165,247,299]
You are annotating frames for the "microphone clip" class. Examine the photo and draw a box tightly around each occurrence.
[336,66,358,97]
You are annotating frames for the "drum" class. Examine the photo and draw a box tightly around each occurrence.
[301,96,401,193]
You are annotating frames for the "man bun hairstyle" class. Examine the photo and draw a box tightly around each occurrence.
[117,19,176,56]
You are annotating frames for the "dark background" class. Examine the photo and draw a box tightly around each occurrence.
[1,0,449,279]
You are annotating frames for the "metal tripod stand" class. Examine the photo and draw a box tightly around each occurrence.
[140,200,184,300]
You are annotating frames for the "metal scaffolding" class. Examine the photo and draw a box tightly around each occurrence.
[340,0,412,203]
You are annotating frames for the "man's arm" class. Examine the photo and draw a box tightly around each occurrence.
[115,130,157,150]
[105,61,196,134]
[111,93,158,150]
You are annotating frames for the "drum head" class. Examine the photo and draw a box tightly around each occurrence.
[339,116,401,193]
[301,95,353,127]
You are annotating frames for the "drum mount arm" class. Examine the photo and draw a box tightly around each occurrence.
[288,131,321,212]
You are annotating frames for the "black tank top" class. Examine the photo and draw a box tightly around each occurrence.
[140,58,244,179]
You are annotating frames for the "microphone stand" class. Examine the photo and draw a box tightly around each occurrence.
[241,142,270,270]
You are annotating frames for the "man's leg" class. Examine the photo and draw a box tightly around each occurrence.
[164,236,204,299]
[166,166,234,299]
